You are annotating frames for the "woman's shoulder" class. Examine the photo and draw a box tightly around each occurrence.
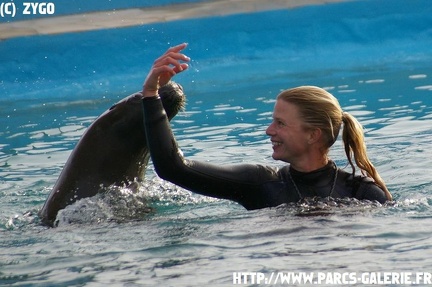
[337,169,388,203]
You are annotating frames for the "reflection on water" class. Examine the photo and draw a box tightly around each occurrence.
[1,64,431,202]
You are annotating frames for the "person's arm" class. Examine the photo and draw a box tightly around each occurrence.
[142,95,278,206]
[141,43,279,208]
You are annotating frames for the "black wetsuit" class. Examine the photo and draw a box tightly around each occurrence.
[142,96,388,208]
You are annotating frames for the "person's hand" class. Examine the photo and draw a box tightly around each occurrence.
[143,43,190,97]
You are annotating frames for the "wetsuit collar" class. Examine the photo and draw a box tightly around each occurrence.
[289,160,336,184]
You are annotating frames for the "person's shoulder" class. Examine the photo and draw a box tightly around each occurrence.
[336,169,373,184]
[336,169,387,203]
[252,164,290,183]
[257,164,282,179]
[352,175,387,203]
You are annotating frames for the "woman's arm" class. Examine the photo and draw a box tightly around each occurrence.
[141,44,280,207]
[142,95,278,205]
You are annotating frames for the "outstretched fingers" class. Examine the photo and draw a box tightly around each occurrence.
[155,43,190,71]
[163,42,189,55]
[143,43,190,97]
[153,55,188,73]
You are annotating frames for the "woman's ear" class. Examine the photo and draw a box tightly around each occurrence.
[308,128,323,145]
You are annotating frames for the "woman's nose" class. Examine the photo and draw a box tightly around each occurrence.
[266,122,275,136]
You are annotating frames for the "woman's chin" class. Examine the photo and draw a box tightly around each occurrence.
[271,153,282,161]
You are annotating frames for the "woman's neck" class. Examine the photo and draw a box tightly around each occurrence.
[289,157,329,173]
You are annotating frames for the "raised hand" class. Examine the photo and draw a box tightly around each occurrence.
[143,43,190,97]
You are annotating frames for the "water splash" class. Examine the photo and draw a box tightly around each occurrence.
[55,185,151,226]
[54,178,215,227]
[3,186,432,230]
[275,197,394,217]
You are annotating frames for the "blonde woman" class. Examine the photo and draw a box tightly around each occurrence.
[142,43,391,209]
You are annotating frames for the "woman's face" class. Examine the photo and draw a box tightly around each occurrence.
[265,99,313,164]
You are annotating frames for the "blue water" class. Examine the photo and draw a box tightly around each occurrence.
[2,0,432,286]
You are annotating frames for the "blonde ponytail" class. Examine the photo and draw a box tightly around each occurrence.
[342,112,392,200]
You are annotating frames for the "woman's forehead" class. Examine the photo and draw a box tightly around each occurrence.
[273,100,304,123]
[273,100,299,116]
